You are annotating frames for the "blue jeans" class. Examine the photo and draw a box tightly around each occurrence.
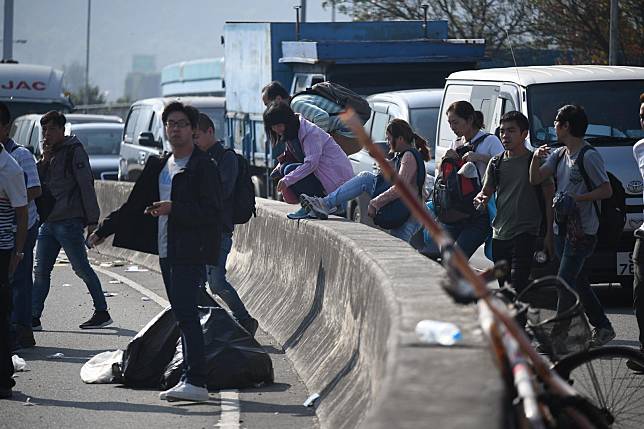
[160,258,207,387]
[324,171,377,209]
[32,218,107,318]
[205,232,250,321]
[442,213,491,259]
[390,219,422,243]
[11,223,38,327]
[283,163,326,198]
[555,234,611,329]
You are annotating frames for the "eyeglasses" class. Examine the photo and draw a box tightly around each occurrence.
[165,120,191,129]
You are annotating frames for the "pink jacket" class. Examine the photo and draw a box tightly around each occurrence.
[280,117,354,194]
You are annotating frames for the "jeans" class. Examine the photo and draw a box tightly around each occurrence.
[443,213,491,259]
[554,234,611,329]
[0,250,15,390]
[633,237,644,348]
[282,163,326,198]
[205,232,250,321]
[390,219,422,243]
[11,223,38,327]
[324,171,377,209]
[32,218,107,318]
[492,233,537,295]
[160,258,207,387]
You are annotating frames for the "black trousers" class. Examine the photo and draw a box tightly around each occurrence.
[633,237,644,349]
[492,233,537,296]
[0,249,15,390]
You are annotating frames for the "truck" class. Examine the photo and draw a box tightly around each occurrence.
[0,62,73,118]
[223,20,486,197]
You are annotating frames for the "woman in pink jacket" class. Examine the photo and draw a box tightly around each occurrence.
[264,102,354,219]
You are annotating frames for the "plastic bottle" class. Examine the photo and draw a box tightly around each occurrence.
[415,320,462,345]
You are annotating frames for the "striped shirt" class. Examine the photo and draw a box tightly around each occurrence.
[291,94,355,138]
[0,147,28,250]
[5,139,40,228]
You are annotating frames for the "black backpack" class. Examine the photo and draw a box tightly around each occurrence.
[295,81,372,124]
[432,134,489,224]
[217,148,256,225]
[569,145,626,250]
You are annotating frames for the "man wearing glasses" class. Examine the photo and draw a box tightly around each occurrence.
[89,101,222,401]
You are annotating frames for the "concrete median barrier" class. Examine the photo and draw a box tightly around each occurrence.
[95,181,504,429]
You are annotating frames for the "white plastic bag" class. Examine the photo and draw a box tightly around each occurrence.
[12,355,26,371]
[80,350,123,384]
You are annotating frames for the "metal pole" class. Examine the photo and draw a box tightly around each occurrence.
[422,4,429,38]
[84,0,91,105]
[294,6,301,41]
[3,0,14,61]
[331,0,336,22]
[609,0,619,65]
[300,0,306,23]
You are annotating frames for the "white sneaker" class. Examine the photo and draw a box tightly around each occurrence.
[160,381,209,402]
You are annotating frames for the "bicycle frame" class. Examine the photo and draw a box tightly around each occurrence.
[340,110,595,428]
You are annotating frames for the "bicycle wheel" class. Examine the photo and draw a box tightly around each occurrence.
[553,346,644,429]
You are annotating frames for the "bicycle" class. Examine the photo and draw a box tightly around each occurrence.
[340,110,644,428]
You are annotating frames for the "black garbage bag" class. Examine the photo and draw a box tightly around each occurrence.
[161,306,274,390]
[121,288,218,387]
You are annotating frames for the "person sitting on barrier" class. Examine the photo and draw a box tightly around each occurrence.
[300,118,430,242]
[262,80,362,155]
[263,101,354,219]
[194,113,258,336]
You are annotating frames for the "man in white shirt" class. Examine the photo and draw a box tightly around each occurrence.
[0,143,27,399]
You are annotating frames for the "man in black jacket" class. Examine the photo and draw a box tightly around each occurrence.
[89,102,222,402]
[195,113,257,335]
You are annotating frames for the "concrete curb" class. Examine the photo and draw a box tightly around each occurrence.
[95,182,504,429]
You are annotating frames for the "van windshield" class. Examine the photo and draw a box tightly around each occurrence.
[528,80,644,147]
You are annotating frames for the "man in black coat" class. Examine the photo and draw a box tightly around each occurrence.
[89,102,221,402]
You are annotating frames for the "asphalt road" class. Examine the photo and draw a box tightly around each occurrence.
[1,250,317,429]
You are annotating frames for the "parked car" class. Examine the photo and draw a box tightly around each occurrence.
[10,113,122,157]
[347,88,443,221]
[435,65,644,287]
[118,96,225,181]
[71,123,124,180]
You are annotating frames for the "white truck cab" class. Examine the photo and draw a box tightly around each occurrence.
[435,65,644,287]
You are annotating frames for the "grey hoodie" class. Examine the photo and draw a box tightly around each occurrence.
[37,135,100,225]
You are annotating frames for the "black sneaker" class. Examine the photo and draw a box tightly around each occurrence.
[32,317,42,331]
[239,317,259,337]
[79,311,113,329]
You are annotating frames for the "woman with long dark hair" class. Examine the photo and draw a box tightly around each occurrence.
[301,118,430,242]
[263,102,354,218]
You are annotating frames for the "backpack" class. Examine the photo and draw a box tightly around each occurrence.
[432,134,490,224]
[561,145,626,250]
[216,148,256,225]
[35,142,82,223]
[295,81,372,124]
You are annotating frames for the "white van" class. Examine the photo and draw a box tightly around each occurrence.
[435,65,644,287]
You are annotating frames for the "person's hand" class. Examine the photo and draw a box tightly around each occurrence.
[533,144,550,160]
[367,203,377,218]
[87,224,98,235]
[473,192,489,208]
[87,232,105,248]
[8,251,23,276]
[277,179,286,193]
[145,201,172,217]
[41,143,54,163]
[462,151,478,163]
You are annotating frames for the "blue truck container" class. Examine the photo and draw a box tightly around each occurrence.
[223,20,486,197]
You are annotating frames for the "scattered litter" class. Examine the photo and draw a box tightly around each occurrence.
[303,393,320,407]
[47,353,65,359]
[23,397,35,406]
[112,260,126,267]
[61,283,71,287]
[12,355,26,371]
[274,412,279,415]
[125,265,148,272]
[104,292,118,297]
[99,262,113,267]
[141,297,151,302]
[108,280,122,284]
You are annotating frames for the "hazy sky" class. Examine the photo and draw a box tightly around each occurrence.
[2,0,350,100]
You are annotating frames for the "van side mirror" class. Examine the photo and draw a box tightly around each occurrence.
[138,132,161,148]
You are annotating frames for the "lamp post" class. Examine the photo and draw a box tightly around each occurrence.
[84,0,92,105]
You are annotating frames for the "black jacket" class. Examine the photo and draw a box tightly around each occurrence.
[206,143,238,233]
[96,147,222,265]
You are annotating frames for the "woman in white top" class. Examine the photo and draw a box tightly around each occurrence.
[441,101,503,258]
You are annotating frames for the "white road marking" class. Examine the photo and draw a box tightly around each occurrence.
[94,265,241,429]
[217,390,241,429]
[94,266,169,307]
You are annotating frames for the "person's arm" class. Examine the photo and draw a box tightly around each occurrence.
[280,126,323,188]
[218,150,238,200]
[369,152,417,214]
[6,168,28,275]
[541,179,555,257]
[291,98,330,131]
[574,150,612,202]
[530,145,554,185]
[575,182,612,202]
[474,159,496,207]
[9,205,27,275]
[15,148,42,201]
[71,145,101,229]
